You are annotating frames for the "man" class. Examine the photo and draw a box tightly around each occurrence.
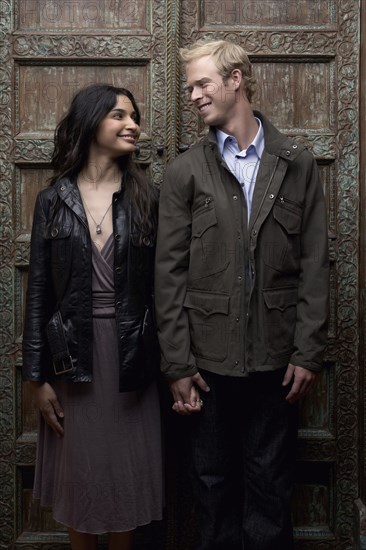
[155,40,329,550]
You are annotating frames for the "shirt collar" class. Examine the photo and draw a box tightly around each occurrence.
[216,117,264,159]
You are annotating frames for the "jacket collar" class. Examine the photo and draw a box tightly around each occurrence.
[207,110,304,162]
[53,175,126,230]
[53,176,88,227]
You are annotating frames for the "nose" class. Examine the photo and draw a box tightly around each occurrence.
[190,86,202,103]
[126,116,139,130]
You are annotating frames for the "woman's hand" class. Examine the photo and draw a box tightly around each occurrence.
[30,382,64,437]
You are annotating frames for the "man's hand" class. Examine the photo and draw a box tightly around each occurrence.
[282,364,319,404]
[169,372,210,415]
[30,381,64,437]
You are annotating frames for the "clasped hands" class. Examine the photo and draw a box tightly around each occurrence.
[169,364,319,415]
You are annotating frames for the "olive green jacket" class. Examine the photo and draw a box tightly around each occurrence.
[155,112,329,380]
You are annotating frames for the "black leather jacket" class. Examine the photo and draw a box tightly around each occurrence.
[22,176,159,391]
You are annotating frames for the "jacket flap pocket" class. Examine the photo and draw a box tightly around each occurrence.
[263,287,298,311]
[184,291,229,316]
[44,225,72,239]
[273,205,301,235]
[192,208,217,238]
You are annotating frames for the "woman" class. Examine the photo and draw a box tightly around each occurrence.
[22,84,163,550]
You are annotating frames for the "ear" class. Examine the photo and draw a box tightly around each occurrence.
[231,68,242,89]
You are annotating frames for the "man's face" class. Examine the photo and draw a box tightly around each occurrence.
[185,55,238,129]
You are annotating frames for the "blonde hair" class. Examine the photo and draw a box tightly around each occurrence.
[180,39,257,103]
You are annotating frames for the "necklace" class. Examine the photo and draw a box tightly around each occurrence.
[78,188,112,235]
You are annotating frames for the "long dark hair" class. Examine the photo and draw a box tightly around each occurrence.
[50,84,157,238]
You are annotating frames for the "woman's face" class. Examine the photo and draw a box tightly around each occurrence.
[92,94,141,158]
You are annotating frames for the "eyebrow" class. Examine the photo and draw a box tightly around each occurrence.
[110,108,136,116]
[184,78,211,91]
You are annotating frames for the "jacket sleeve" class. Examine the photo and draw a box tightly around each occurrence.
[290,155,329,371]
[154,163,198,380]
[22,192,54,382]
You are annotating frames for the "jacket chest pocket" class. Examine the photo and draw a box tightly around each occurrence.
[272,197,302,235]
[45,225,72,266]
[262,199,302,272]
[192,202,217,238]
[190,201,229,280]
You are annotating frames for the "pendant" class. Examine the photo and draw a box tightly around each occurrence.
[96,225,102,234]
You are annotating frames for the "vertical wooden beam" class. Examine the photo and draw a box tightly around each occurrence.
[358,0,366,545]
[166,0,181,162]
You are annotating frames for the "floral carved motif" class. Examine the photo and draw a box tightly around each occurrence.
[13,35,153,58]
[0,0,15,542]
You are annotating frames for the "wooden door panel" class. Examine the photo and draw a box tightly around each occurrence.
[253,61,335,130]
[298,371,331,431]
[17,0,148,31]
[17,64,149,136]
[201,0,336,27]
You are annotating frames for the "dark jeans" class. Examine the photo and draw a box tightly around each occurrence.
[188,368,298,550]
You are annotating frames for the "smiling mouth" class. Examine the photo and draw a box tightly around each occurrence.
[198,102,211,114]
[118,135,136,143]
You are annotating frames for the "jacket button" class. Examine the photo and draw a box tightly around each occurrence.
[252,230,257,236]
[286,150,291,156]
[115,234,120,240]
[115,267,121,274]
[233,195,238,200]
[293,144,298,149]
[269,194,274,199]
[51,227,59,237]
[60,186,65,191]
[116,301,122,308]
[234,361,239,366]
[238,275,242,281]
[142,237,151,246]
[236,317,239,322]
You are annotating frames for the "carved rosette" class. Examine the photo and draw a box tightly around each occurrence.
[0,0,15,545]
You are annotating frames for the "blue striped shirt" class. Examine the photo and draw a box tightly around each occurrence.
[216,118,264,223]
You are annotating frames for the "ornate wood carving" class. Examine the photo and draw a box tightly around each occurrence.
[13,35,153,58]
[334,0,360,544]
[165,0,182,161]
[0,0,15,546]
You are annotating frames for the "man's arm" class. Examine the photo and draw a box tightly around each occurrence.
[284,154,329,401]
[154,163,210,413]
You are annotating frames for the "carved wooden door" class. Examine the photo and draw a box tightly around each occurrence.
[0,0,361,549]
[0,1,168,548]
[164,1,361,550]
